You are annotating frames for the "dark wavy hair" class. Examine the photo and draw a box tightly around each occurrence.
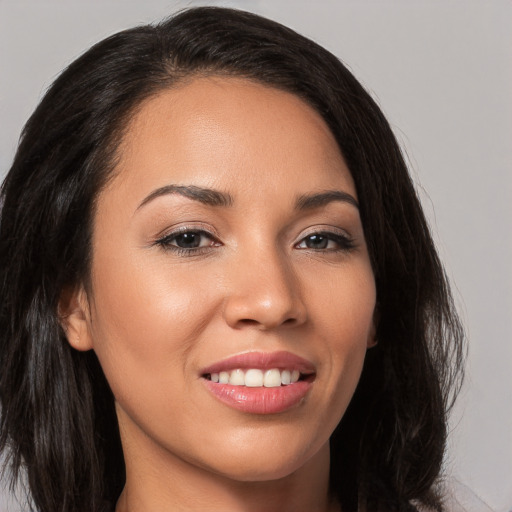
[0,7,464,512]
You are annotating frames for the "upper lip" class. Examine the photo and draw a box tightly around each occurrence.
[200,350,316,376]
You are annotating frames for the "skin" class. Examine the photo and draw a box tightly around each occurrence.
[61,77,376,512]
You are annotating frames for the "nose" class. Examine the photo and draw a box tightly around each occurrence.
[222,247,307,330]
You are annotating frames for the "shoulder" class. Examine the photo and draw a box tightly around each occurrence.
[412,478,494,512]
[441,478,494,512]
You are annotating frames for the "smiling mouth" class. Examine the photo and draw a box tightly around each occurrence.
[200,351,316,414]
[203,368,315,387]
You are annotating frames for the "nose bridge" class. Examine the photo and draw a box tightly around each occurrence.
[223,241,306,329]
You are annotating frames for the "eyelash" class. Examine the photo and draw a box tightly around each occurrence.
[154,228,355,255]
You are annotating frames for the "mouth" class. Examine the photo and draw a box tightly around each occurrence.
[200,351,316,414]
[203,368,315,387]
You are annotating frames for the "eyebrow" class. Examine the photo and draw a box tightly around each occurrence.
[295,190,359,210]
[137,184,234,210]
[137,184,358,212]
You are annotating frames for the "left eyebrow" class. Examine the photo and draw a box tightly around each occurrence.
[136,184,234,211]
[295,190,359,211]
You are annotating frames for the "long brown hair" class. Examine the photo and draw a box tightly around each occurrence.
[0,7,464,511]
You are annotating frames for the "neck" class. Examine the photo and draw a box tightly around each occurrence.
[115,423,338,512]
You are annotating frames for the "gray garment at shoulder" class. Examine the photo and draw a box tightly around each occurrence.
[413,478,495,512]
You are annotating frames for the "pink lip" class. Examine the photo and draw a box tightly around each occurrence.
[200,351,315,415]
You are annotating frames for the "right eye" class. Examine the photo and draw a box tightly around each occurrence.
[155,229,219,253]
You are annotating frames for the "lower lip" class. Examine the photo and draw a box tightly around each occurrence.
[202,379,312,414]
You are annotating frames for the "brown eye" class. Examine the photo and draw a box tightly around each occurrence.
[303,234,329,249]
[296,231,355,251]
[173,232,204,248]
[156,229,218,252]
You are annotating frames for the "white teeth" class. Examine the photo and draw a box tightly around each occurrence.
[281,370,291,385]
[245,369,264,387]
[208,368,305,387]
[229,369,245,386]
[263,369,281,387]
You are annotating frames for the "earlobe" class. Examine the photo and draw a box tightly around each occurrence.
[58,285,94,351]
[367,308,379,349]
[366,327,378,349]
[366,336,378,349]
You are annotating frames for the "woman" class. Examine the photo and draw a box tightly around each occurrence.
[0,7,464,512]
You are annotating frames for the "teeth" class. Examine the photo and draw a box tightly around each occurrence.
[281,370,291,385]
[208,368,305,387]
[245,369,263,387]
[263,369,281,388]
[229,369,245,386]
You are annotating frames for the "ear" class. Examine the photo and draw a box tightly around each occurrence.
[58,285,94,351]
[366,307,379,349]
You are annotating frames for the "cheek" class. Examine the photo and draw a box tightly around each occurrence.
[305,262,375,401]
[86,249,219,406]
[306,257,376,341]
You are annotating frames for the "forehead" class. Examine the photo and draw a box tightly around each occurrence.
[108,76,355,204]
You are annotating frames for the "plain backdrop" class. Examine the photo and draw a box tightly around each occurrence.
[1,1,511,511]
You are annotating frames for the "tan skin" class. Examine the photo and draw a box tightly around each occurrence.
[61,77,376,512]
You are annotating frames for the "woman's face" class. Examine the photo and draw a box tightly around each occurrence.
[70,77,376,481]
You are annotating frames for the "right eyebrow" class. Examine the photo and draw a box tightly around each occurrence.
[136,184,234,211]
[295,190,359,211]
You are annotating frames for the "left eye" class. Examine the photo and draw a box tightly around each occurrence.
[296,232,353,251]
[157,230,216,250]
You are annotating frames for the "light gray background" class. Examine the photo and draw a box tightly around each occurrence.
[1,1,510,511]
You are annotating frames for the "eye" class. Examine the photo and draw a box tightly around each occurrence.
[295,231,355,251]
[169,231,209,249]
[155,228,219,252]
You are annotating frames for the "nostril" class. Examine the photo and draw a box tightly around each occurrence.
[238,319,260,326]
[236,317,298,328]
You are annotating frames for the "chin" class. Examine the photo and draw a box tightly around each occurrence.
[201,437,326,483]
[214,458,306,483]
